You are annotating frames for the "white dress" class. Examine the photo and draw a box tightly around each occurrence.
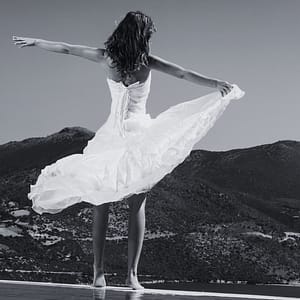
[28,70,245,214]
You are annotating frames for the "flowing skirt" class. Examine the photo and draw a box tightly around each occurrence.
[28,84,245,214]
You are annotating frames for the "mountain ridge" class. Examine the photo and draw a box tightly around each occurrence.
[0,126,299,284]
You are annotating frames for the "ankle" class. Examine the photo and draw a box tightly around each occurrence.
[128,269,138,277]
[94,265,105,274]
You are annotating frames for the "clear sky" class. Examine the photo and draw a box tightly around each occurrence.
[1,0,299,151]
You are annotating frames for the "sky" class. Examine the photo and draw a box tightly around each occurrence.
[1,0,300,151]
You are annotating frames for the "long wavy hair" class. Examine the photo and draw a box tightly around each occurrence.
[104,11,157,79]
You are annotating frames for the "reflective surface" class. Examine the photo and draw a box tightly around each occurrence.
[0,280,298,300]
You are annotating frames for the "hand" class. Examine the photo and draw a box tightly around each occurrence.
[216,80,234,97]
[12,35,37,48]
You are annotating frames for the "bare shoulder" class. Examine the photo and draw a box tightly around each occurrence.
[148,53,185,78]
[148,54,174,68]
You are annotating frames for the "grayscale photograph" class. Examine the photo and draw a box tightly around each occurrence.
[1,0,300,299]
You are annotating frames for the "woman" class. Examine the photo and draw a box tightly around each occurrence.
[13,10,244,290]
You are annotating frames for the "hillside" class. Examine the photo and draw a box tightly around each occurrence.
[0,127,299,285]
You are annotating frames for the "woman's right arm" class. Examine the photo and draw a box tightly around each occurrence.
[148,54,233,97]
[12,36,104,63]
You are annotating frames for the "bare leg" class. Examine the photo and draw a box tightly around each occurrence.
[125,193,147,290]
[93,202,110,287]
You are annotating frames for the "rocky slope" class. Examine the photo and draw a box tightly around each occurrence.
[0,127,299,285]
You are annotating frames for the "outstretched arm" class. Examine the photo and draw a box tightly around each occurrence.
[148,54,233,97]
[12,36,104,63]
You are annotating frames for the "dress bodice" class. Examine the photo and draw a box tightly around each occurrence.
[105,71,152,137]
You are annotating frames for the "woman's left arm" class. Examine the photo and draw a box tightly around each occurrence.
[12,36,105,63]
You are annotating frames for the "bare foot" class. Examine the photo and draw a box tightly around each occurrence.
[93,270,106,288]
[125,273,144,290]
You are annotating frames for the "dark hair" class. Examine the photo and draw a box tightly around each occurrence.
[104,10,157,79]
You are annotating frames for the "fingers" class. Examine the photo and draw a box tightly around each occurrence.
[223,81,232,92]
[219,86,227,97]
[224,85,231,94]
[14,41,26,45]
[13,36,24,41]
[13,41,28,48]
[12,35,36,48]
[219,81,234,97]
[12,36,28,48]
[219,85,233,97]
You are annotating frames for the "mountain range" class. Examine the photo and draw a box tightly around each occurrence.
[0,126,299,285]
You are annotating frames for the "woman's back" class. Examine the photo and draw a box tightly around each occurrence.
[102,50,151,87]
